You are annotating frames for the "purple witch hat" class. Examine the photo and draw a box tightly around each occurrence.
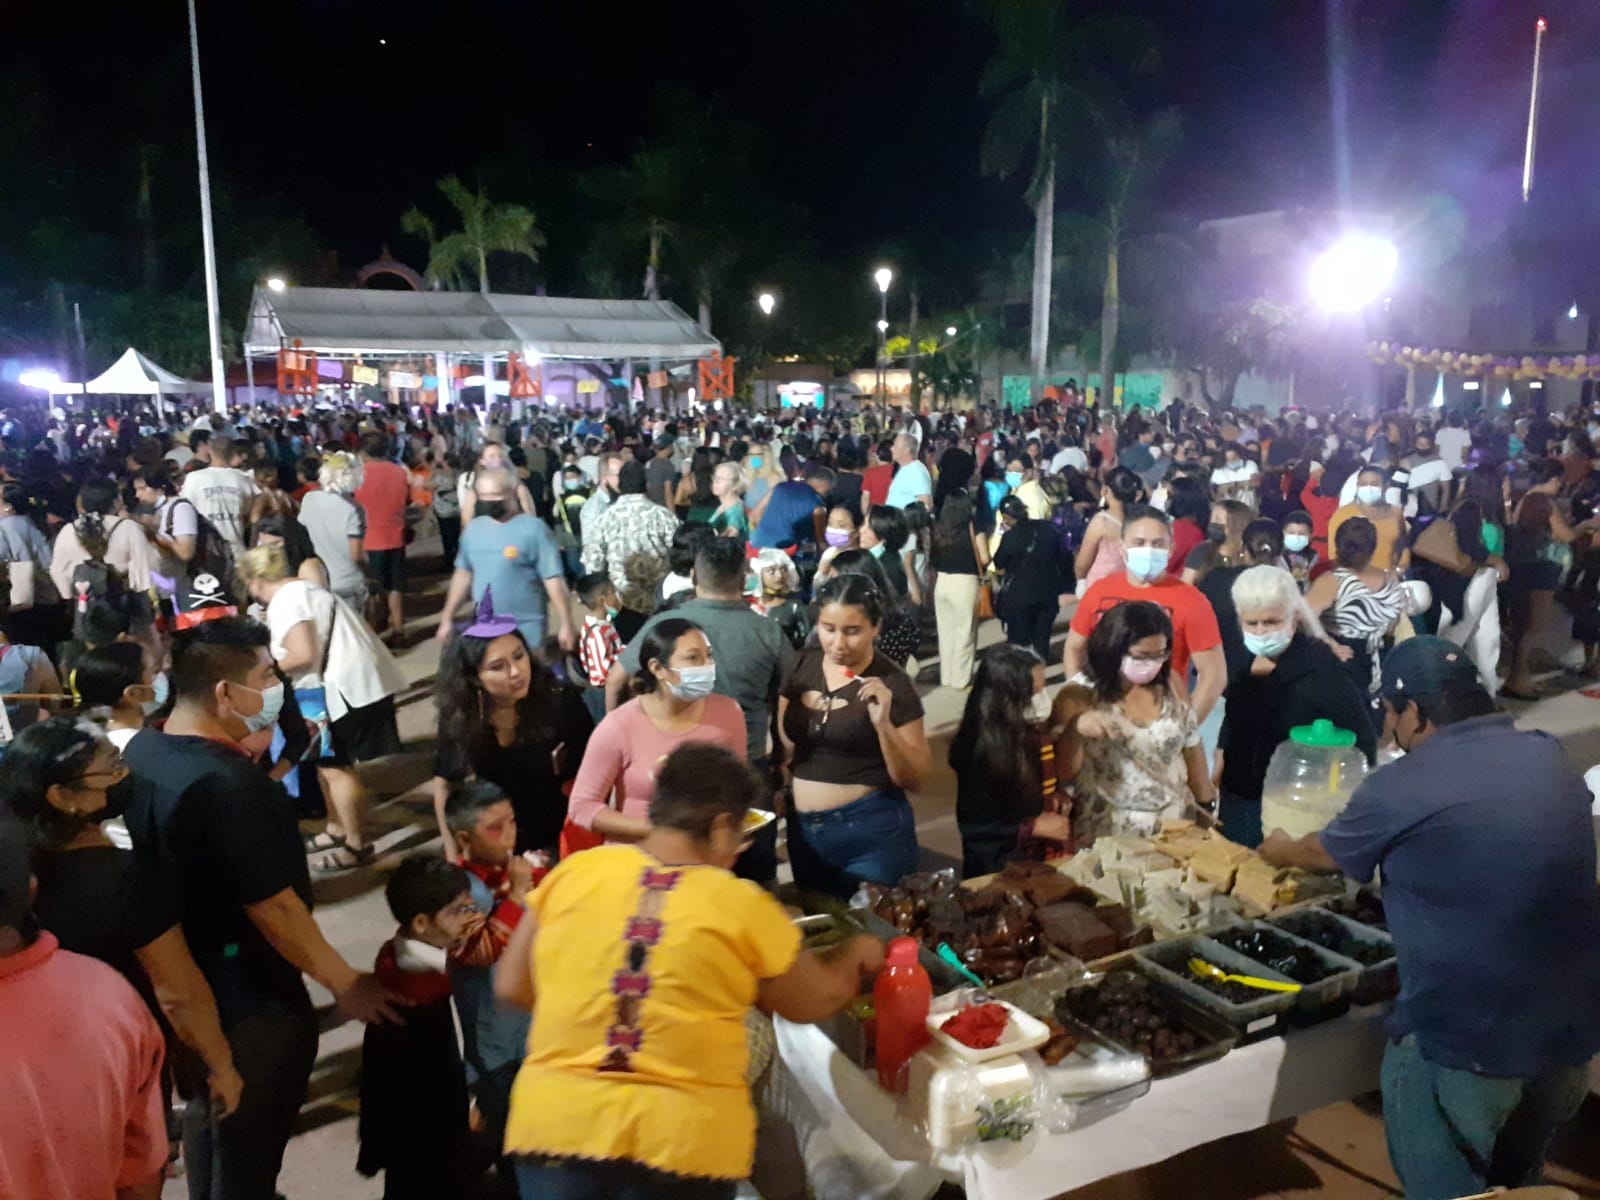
[463,586,519,639]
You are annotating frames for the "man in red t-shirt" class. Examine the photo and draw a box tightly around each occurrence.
[1064,505,1227,723]
[355,431,412,638]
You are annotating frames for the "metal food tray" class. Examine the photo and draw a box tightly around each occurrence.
[1208,920,1361,1015]
[1270,907,1398,1005]
[1133,937,1297,1042]
[1054,970,1239,1078]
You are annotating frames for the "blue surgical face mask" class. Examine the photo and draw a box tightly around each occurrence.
[1243,628,1293,659]
[748,456,764,470]
[1005,471,1023,489]
[235,681,286,734]
[1283,533,1310,553]
[868,543,886,559]
[665,664,716,702]
[142,670,170,716]
[1125,546,1170,583]
[1355,485,1384,506]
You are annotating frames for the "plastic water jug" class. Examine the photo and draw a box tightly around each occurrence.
[1259,719,1367,840]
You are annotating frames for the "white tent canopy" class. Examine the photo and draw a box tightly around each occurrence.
[242,287,720,361]
[83,347,204,395]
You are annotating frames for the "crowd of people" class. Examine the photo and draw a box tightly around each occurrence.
[0,388,1596,1200]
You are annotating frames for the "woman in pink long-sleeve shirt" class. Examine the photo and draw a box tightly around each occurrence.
[567,618,746,843]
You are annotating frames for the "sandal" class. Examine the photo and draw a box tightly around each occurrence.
[311,843,375,873]
[302,829,345,855]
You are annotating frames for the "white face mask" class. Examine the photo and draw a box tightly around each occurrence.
[1356,485,1384,506]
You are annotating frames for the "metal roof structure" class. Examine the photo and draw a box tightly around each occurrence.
[242,287,720,362]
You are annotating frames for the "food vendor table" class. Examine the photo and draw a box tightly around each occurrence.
[771,1005,1391,1200]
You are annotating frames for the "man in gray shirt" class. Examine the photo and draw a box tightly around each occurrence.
[644,434,679,509]
[607,537,794,764]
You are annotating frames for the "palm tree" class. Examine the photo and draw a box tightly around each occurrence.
[1067,111,1183,407]
[980,3,1159,403]
[400,175,544,293]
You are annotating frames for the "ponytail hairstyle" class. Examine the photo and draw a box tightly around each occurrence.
[75,478,123,559]
[630,618,703,697]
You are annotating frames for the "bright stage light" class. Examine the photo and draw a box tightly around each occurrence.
[1308,234,1398,313]
[18,368,61,391]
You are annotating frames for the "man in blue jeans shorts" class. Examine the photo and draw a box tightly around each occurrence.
[1262,637,1600,1200]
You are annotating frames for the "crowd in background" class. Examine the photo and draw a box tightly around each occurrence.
[3,385,1599,1199]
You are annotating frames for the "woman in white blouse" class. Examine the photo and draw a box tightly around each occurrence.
[237,544,407,872]
[49,478,159,601]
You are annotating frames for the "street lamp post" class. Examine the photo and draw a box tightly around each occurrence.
[874,267,892,408]
[757,292,776,409]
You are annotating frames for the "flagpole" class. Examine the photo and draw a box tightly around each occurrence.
[187,0,228,414]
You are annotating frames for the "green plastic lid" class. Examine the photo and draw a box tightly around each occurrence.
[1288,718,1357,748]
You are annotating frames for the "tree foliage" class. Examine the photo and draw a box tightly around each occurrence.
[401,176,544,293]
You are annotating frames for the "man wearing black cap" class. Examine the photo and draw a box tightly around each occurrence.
[1262,637,1600,1199]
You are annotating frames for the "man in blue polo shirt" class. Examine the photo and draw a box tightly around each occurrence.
[750,463,833,550]
[1262,637,1600,1200]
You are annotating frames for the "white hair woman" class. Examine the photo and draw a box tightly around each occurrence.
[1214,564,1377,848]
[709,460,749,542]
[297,451,370,613]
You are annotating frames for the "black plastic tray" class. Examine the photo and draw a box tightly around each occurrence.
[1271,907,1398,1005]
[1134,937,1297,1042]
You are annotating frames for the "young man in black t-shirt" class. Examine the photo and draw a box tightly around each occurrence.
[123,616,403,1199]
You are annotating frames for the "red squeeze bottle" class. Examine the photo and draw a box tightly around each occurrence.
[874,937,932,1093]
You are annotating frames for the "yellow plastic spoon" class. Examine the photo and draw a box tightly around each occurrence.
[1187,957,1302,994]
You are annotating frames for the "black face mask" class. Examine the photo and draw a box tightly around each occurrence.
[477,500,510,521]
[1206,522,1228,543]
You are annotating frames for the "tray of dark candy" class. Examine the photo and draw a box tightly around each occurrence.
[1323,887,1387,931]
[1134,938,1297,1041]
[1054,967,1238,1078]
[862,871,1052,987]
[1270,908,1398,1005]
[1208,921,1359,1020]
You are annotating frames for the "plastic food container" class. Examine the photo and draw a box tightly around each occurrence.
[744,808,777,834]
[1054,970,1239,1078]
[1042,1013,1151,1099]
[905,1046,1039,1152]
[1208,921,1360,1017]
[1134,937,1297,1041]
[1271,908,1398,1005]
[927,1000,1052,1064]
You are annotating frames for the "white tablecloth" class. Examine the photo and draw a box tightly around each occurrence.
[773,1006,1391,1200]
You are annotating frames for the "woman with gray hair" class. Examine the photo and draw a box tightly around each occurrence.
[298,451,369,614]
[1214,563,1377,847]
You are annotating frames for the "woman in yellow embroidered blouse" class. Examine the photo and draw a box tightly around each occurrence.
[493,742,884,1199]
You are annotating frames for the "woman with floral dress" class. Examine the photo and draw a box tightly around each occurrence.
[1062,599,1214,845]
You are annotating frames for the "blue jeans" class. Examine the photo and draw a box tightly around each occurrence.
[1218,790,1263,849]
[515,1157,735,1200]
[788,788,919,899]
[1381,1034,1591,1200]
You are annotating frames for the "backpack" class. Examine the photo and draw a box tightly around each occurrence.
[70,518,130,637]
[161,498,238,625]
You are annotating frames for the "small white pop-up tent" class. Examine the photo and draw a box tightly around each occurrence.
[84,348,202,395]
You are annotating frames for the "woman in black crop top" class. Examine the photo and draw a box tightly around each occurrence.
[778,575,930,898]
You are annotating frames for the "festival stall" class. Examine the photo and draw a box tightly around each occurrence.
[47,346,211,417]
[241,287,725,411]
[770,823,1404,1200]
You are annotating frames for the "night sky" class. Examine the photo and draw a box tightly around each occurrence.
[7,0,1599,280]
